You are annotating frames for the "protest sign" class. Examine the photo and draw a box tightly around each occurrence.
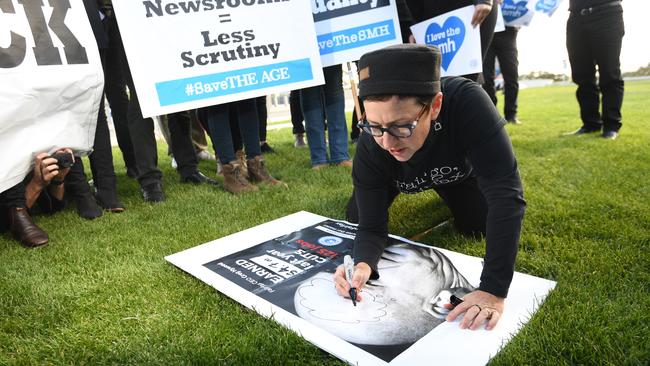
[166,211,556,365]
[533,0,563,17]
[110,0,324,118]
[495,4,506,33]
[410,6,482,77]
[0,0,103,193]
[312,0,402,67]
[501,0,536,27]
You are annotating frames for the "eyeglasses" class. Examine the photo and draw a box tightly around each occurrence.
[357,104,430,138]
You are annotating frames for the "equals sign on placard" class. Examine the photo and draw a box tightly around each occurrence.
[219,14,231,23]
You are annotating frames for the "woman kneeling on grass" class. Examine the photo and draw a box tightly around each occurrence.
[335,44,526,330]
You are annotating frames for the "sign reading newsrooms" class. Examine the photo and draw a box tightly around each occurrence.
[110,0,324,118]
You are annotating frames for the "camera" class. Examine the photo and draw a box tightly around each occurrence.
[51,152,74,169]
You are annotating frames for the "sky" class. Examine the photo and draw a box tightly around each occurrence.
[517,1,649,74]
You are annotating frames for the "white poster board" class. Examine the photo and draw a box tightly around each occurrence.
[110,0,324,118]
[533,0,563,17]
[495,4,506,33]
[312,0,402,67]
[501,0,536,27]
[0,0,103,193]
[166,211,556,365]
[410,6,482,77]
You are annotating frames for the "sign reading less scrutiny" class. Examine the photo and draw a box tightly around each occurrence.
[111,0,324,118]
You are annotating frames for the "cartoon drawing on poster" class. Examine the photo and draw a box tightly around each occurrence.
[312,0,402,67]
[166,212,556,366]
[410,6,482,77]
[110,0,324,118]
[534,0,563,17]
[501,0,536,27]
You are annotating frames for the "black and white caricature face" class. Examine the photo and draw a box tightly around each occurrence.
[294,244,473,345]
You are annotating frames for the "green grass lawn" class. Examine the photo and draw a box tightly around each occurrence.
[1,81,649,365]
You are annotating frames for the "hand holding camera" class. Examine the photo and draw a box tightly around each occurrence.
[33,149,74,187]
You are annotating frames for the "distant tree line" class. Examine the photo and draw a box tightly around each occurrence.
[520,71,569,82]
[623,63,650,77]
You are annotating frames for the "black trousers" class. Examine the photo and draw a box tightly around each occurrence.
[167,111,200,179]
[566,5,624,132]
[346,177,488,237]
[483,26,519,121]
[104,13,137,175]
[257,96,268,142]
[113,16,197,186]
[88,91,118,196]
[289,90,305,135]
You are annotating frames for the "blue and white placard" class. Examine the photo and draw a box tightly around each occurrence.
[111,0,324,118]
[501,0,536,27]
[410,6,482,77]
[533,0,563,17]
[312,0,402,67]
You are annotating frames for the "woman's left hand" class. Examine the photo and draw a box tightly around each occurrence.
[445,289,505,330]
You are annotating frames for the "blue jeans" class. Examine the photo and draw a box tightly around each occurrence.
[201,99,262,165]
[300,65,349,166]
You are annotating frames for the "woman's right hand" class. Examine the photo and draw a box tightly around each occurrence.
[333,261,372,302]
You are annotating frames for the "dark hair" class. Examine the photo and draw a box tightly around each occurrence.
[363,94,434,106]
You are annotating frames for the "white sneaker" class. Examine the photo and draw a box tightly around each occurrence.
[196,150,216,161]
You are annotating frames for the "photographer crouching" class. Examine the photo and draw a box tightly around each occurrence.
[0,149,74,248]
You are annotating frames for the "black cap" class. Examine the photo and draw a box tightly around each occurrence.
[358,44,441,99]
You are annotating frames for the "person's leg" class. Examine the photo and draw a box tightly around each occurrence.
[65,158,103,220]
[89,94,124,211]
[350,97,363,142]
[300,85,329,167]
[256,96,275,153]
[290,90,306,147]
[1,182,48,247]
[433,177,488,237]
[113,14,164,201]
[499,27,520,122]
[233,99,262,160]
[482,43,498,107]
[104,13,138,178]
[566,14,602,131]
[590,7,624,134]
[290,90,305,134]
[190,111,210,154]
[203,104,257,194]
[156,114,173,157]
[322,65,350,164]
[168,111,197,177]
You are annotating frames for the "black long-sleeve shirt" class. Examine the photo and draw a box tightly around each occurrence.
[569,0,622,12]
[351,77,526,298]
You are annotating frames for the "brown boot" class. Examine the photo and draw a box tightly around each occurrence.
[8,207,49,248]
[235,149,248,178]
[222,161,258,194]
[247,155,287,187]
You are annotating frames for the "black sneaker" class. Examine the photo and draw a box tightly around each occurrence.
[142,182,165,203]
[260,142,275,154]
[180,171,219,186]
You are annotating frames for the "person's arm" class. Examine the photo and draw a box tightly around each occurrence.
[25,150,73,209]
[333,137,392,300]
[444,80,525,330]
